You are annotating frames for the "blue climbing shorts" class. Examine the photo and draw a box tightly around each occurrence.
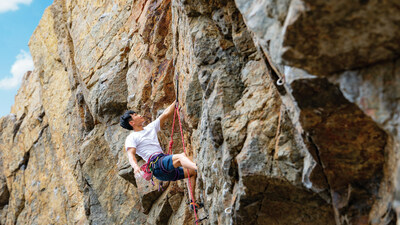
[152,154,185,181]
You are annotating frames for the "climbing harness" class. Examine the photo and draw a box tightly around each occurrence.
[141,153,164,189]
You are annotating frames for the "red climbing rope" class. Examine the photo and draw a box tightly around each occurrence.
[168,102,199,224]
[176,103,200,224]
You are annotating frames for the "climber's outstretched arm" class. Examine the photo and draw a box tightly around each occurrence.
[159,100,177,128]
[126,147,140,174]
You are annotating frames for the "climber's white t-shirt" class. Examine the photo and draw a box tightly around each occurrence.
[125,118,163,162]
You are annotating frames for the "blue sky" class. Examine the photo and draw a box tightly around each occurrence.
[0,0,53,117]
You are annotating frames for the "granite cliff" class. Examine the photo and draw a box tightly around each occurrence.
[0,0,399,224]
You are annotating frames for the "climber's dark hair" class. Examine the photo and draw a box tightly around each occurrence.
[120,110,136,130]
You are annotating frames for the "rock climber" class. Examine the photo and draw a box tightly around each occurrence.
[120,100,201,210]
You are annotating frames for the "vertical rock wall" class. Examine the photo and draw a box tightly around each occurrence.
[235,0,399,224]
[0,0,398,224]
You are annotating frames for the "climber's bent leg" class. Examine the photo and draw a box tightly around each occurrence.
[172,153,198,171]
[183,168,197,178]
[152,154,185,181]
[173,153,197,201]
[183,168,197,201]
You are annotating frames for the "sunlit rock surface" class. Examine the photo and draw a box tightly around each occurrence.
[0,0,398,224]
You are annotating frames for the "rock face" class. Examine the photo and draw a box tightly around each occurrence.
[0,0,398,224]
[235,0,400,224]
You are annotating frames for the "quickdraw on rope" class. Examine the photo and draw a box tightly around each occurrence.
[169,73,200,224]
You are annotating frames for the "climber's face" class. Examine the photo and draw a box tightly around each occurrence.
[129,113,145,127]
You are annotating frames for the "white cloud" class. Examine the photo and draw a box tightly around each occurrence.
[0,50,34,90]
[0,0,33,13]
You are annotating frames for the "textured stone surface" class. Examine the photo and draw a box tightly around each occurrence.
[236,0,399,224]
[281,0,400,75]
[236,0,400,76]
[290,78,387,224]
[0,0,398,224]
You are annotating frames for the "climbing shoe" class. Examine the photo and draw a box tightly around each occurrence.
[189,201,204,212]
